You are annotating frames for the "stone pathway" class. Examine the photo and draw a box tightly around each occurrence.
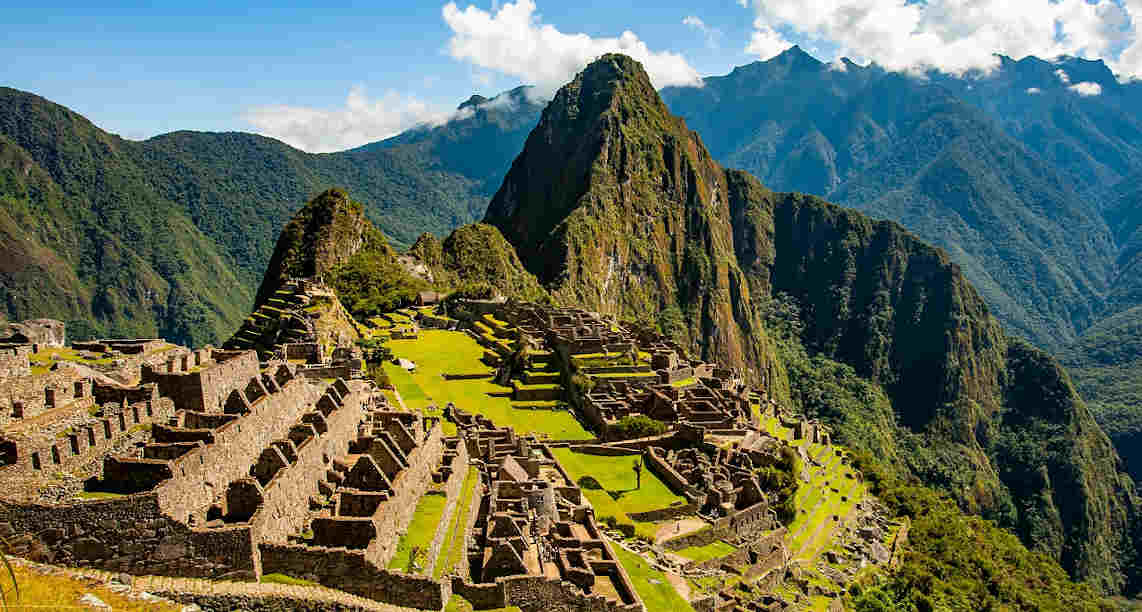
[137,575,421,611]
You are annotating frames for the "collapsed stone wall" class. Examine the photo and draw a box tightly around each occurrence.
[259,544,451,609]
[0,492,253,578]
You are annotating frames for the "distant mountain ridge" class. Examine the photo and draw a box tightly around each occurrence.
[661,47,1142,352]
[0,85,543,346]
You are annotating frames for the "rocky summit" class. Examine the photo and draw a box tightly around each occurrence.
[1,48,1141,612]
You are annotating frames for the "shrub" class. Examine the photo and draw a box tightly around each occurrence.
[609,415,667,440]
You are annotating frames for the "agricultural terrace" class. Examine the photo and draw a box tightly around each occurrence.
[382,330,590,440]
[551,448,686,540]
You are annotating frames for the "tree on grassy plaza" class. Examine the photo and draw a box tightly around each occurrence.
[633,458,643,490]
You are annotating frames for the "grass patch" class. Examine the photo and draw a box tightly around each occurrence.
[385,331,590,440]
[612,543,695,612]
[676,539,737,562]
[260,573,319,587]
[0,563,181,611]
[76,491,126,500]
[551,449,685,514]
[434,466,479,578]
[444,594,521,612]
[390,493,449,573]
[670,377,698,388]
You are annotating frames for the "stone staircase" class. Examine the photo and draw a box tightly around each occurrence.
[225,283,313,355]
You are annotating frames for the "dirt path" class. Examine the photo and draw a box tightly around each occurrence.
[665,570,692,602]
[655,518,708,544]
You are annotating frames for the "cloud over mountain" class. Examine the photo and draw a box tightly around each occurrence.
[442,0,702,93]
[740,0,1142,78]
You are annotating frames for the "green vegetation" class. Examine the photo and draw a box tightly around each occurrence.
[434,466,479,578]
[848,482,1108,611]
[260,573,319,587]
[552,448,684,540]
[389,493,448,573]
[675,540,736,563]
[412,224,548,303]
[0,85,542,346]
[611,544,695,612]
[609,415,667,440]
[383,330,589,440]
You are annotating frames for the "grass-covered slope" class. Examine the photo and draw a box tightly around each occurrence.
[0,92,248,347]
[0,86,542,345]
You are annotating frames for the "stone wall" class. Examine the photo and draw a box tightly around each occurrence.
[0,367,90,426]
[500,575,640,612]
[154,375,321,524]
[371,424,445,567]
[683,528,786,572]
[0,347,30,378]
[422,439,469,577]
[142,350,260,413]
[661,500,776,552]
[259,544,451,609]
[250,384,366,545]
[2,397,173,474]
[0,492,254,578]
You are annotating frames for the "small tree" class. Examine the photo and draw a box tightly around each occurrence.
[633,458,643,490]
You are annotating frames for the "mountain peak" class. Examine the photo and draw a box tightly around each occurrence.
[457,94,490,111]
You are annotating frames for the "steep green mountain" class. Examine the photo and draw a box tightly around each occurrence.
[0,93,249,347]
[484,54,783,385]
[0,86,542,346]
[407,223,548,302]
[492,54,1141,593]
[661,48,1133,350]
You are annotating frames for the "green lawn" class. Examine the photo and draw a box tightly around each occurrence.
[390,493,448,573]
[612,544,695,612]
[676,539,737,562]
[384,331,590,440]
[550,448,686,541]
[550,449,685,514]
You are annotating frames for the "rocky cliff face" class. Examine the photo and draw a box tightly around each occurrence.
[731,182,1139,590]
[487,54,1141,592]
[485,54,782,384]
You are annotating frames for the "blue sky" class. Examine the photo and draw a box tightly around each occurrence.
[4,1,759,145]
[5,1,1142,152]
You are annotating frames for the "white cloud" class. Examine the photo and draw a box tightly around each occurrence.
[741,0,1142,78]
[244,86,450,153]
[442,0,702,93]
[684,15,721,49]
[1069,81,1103,95]
[745,21,794,60]
[1027,87,1042,94]
[1055,68,1072,84]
